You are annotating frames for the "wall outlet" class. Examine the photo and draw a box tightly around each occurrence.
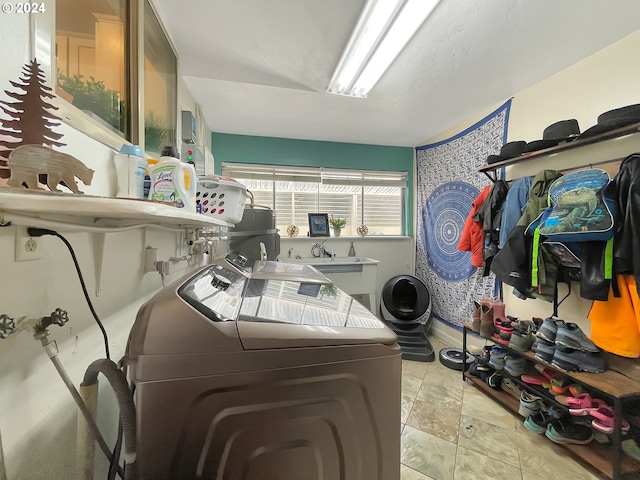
[15,226,44,262]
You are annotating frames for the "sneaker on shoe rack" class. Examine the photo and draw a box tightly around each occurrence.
[531,317,544,332]
[532,338,556,363]
[523,410,562,435]
[506,315,520,328]
[487,371,503,389]
[519,390,544,417]
[555,322,600,353]
[551,347,607,373]
[536,317,566,343]
[494,319,514,332]
[489,346,507,368]
[479,345,492,365]
[468,363,493,381]
[492,331,511,346]
[545,419,594,445]
[501,377,523,399]
[504,356,529,377]
[514,319,535,334]
[509,329,534,352]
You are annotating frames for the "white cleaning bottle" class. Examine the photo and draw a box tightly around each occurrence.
[114,144,146,199]
[147,146,197,211]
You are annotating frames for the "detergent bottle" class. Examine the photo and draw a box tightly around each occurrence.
[147,146,197,211]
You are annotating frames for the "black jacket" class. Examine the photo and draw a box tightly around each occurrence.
[474,179,508,275]
[609,153,640,296]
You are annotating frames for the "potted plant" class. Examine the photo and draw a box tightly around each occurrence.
[329,216,347,237]
[57,72,123,131]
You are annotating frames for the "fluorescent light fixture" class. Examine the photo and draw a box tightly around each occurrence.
[327,0,440,98]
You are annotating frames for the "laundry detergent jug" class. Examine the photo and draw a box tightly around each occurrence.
[148,146,196,211]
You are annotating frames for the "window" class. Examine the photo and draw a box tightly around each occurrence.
[55,0,177,152]
[55,0,129,137]
[143,0,177,155]
[222,163,406,236]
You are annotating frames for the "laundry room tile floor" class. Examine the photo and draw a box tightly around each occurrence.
[400,336,603,480]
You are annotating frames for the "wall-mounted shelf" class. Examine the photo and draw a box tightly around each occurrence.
[0,187,229,297]
[0,188,231,229]
[478,121,640,182]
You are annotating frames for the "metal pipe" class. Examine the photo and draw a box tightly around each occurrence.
[76,382,98,480]
[0,425,8,480]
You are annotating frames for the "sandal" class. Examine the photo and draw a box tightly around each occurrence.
[567,394,608,416]
[569,384,585,396]
[534,364,558,381]
[591,406,631,434]
[521,373,547,385]
[550,384,570,395]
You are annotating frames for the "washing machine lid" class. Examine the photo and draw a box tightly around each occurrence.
[177,255,392,349]
[178,255,332,323]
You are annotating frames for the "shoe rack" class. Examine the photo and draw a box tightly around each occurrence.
[467,119,640,479]
[462,324,640,480]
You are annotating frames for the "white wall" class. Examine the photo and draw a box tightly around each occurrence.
[0,11,212,480]
[428,30,640,349]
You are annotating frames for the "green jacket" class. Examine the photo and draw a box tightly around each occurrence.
[521,170,563,301]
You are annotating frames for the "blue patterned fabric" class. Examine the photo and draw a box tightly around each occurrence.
[415,100,511,327]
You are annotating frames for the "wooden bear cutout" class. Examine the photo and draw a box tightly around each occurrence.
[7,144,94,194]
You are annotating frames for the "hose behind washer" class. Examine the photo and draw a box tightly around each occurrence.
[83,359,138,480]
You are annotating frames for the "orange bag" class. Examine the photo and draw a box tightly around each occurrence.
[589,275,640,358]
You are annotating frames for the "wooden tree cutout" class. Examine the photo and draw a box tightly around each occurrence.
[0,58,66,179]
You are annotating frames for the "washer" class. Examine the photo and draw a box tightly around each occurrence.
[380,275,434,362]
[128,254,401,480]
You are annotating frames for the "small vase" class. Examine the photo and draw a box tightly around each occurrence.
[333,227,341,237]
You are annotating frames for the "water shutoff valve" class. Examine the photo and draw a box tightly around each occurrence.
[0,314,16,339]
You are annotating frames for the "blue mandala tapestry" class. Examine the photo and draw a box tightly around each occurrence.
[415,100,511,328]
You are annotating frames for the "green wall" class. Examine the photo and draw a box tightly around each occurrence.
[211,132,414,236]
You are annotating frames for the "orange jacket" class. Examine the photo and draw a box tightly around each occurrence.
[457,185,491,268]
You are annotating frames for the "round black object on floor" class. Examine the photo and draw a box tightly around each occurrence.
[380,275,434,362]
[438,347,476,371]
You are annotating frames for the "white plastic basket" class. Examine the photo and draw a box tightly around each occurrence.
[196,176,250,224]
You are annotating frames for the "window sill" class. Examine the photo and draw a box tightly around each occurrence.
[51,96,130,155]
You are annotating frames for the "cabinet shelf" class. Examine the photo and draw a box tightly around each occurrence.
[0,187,231,229]
[477,121,640,181]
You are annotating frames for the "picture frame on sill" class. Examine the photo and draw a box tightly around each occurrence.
[308,213,330,237]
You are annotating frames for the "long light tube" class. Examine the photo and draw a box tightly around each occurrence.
[327,0,440,98]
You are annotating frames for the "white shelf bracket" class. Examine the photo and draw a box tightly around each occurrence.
[93,232,106,297]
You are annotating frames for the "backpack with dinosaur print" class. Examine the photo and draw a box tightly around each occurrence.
[535,168,616,243]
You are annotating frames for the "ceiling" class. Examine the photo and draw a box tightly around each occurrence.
[152,0,640,147]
